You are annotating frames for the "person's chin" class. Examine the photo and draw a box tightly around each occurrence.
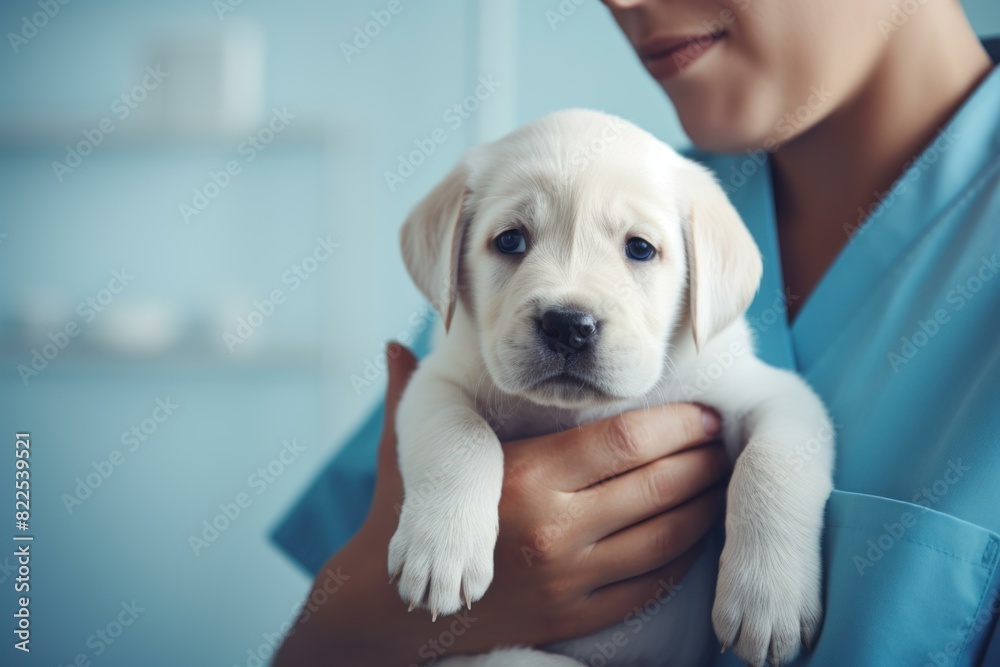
[670,92,773,154]
[682,122,759,154]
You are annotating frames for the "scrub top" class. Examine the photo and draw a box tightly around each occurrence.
[274,39,1000,666]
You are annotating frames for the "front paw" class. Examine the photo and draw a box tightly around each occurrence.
[711,533,823,667]
[388,505,498,620]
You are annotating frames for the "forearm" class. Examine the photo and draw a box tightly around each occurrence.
[275,529,422,666]
[274,525,498,667]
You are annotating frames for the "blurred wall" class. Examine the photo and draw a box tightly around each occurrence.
[0,1,998,665]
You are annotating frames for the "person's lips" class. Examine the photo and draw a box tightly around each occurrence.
[638,31,726,80]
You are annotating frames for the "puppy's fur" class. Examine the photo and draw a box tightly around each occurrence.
[390,110,834,666]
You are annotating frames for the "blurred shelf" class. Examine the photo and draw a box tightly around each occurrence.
[0,342,336,377]
[0,117,338,151]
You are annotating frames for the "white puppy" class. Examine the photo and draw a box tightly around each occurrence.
[389,110,834,667]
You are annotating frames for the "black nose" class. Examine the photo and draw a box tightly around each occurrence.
[540,309,597,354]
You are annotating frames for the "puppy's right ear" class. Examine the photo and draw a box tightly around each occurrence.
[680,164,763,351]
[400,162,470,332]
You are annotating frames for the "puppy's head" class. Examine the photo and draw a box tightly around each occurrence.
[401,110,761,409]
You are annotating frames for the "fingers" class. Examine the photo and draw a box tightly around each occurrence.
[578,443,730,542]
[585,485,726,589]
[531,403,722,492]
[586,537,708,617]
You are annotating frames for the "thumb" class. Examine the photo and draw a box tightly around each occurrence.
[376,342,419,476]
[384,342,419,419]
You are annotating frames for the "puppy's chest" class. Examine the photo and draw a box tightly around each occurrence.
[479,390,684,443]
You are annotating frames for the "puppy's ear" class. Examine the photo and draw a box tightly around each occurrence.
[400,162,470,332]
[680,164,763,351]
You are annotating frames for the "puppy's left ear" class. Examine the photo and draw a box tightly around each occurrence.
[400,162,470,332]
[680,164,763,351]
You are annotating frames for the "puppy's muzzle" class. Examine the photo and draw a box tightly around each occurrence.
[539,309,598,356]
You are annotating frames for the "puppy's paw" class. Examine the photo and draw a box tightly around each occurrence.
[388,505,498,620]
[711,536,823,667]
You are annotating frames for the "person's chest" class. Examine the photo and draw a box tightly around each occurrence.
[781,195,1000,665]
[702,131,1000,531]
[787,161,1000,532]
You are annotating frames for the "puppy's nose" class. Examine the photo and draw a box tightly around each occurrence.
[540,309,597,354]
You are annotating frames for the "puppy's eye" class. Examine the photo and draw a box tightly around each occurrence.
[625,237,655,261]
[495,229,526,254]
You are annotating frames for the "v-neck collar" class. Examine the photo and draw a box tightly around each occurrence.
[751,59,1000,373]
[724,154,798,370]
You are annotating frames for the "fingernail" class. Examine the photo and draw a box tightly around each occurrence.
[702,409,721,436]
[386,341,400,358]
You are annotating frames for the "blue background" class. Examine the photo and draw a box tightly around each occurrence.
[0,1,998,665]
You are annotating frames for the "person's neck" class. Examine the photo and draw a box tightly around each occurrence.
[770,6,992,321]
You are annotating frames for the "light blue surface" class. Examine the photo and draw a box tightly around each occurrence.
[276,41,1000,667]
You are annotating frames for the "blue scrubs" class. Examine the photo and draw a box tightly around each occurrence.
[274,41,1000,666]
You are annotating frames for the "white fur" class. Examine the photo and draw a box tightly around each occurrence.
[389,110,834,666]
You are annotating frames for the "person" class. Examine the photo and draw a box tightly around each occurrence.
[274,1,1000,664]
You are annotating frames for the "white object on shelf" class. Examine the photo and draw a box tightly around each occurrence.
[89,300,183,355]
[148,21,266,136]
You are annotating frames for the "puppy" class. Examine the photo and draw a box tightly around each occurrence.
[388,110,834,666]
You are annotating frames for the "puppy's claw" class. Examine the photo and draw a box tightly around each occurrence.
[464,591,472,610]
[431,610,438,623]
[407,601,417,612]
[720,644,727,654]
